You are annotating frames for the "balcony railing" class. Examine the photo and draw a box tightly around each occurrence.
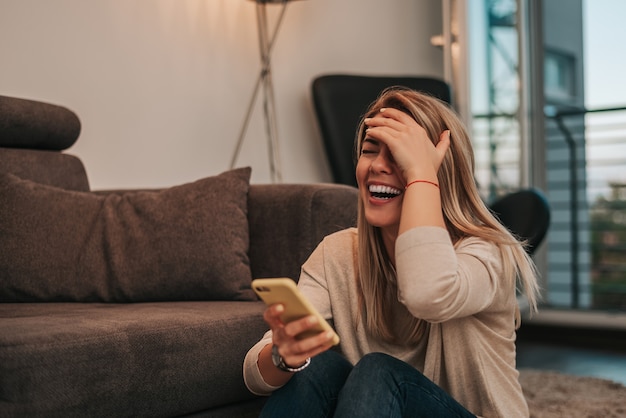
[472,105,626,312]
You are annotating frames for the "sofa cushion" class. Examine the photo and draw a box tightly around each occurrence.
[0,167,256,302]
[0,301,267,417]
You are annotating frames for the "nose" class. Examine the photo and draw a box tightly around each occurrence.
[370,146,394,174]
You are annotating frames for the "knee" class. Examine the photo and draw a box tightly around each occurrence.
[306,349,352,383]
[281,349,351,393]
[353,352,397,373]
[352,352,426,385]
[260,351,353,418]
[336,353,402,404]
[270,350,351,405]
[344,352,393,385]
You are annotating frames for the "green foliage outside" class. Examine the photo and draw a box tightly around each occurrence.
[590,183,626,311]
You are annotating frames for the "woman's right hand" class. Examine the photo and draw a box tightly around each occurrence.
[264,303,336,369]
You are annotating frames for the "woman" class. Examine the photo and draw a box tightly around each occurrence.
[243,88,539,417]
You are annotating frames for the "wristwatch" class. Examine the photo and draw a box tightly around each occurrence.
[271,344,311,373]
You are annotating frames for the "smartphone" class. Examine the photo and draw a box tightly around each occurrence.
[252,278,340,345]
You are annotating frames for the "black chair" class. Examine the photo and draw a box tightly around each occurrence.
[311,74,452,187]
[489,188,551,255]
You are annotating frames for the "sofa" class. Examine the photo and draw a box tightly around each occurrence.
[0,95,358,417]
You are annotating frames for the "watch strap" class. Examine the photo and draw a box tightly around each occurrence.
[271,344,311,373]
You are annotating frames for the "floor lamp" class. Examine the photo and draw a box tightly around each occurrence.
[230,0,301,183]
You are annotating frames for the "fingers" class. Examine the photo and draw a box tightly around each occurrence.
[263,304,319,339]
[262,303,285,328]
[364,108,414,133]
[364,107,451,171]
[436,130,451,162]
[263,304,336,366]
[275,327,336,367]
[283,315,319,339]
[378,107,413,122]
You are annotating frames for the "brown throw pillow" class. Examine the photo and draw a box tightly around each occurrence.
[0,167,255,302]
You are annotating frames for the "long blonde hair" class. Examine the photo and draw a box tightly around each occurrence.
[355,87,540,345]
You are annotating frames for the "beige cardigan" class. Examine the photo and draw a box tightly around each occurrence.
[243,226,529,418]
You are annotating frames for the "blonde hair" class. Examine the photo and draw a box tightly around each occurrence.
[354,87,540,345]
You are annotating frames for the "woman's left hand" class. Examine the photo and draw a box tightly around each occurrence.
[364,107,450,183]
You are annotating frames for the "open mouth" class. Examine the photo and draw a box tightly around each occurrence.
[368,184,402,200]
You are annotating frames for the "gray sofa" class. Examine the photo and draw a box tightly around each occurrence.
[0,95,358,417]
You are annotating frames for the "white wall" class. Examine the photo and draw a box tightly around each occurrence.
[0,0,443,189]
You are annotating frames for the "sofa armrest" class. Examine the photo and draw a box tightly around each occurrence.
[247,183,358,282]
[0,95,81,151]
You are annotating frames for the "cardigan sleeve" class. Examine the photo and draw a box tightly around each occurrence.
[242,330,279,396]
[395,226,504,323]
[242,234,338,396]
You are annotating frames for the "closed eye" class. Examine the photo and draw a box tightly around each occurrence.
[360,138,379,155]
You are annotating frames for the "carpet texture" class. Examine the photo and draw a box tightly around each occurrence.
[519,369,626,418]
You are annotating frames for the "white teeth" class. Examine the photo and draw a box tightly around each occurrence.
[369,184,401,195]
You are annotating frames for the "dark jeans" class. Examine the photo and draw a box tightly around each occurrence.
[259,350,476,418]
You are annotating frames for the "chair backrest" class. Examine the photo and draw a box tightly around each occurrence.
[311,74,451,186]
[489,188,551,255]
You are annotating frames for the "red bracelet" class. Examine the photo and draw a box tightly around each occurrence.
[405,179,439,190]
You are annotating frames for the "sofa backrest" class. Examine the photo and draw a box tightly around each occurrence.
[247,184,358,283]
[0,147,90,191]
[1,94,359,294]
[0,95,89,191]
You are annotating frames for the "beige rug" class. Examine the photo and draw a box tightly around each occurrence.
[519,369,626,418]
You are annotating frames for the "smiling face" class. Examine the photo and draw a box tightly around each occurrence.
[356,137,405,236]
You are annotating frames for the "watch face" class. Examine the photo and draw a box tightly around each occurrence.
[270,344,311,373]
[271,345,282,367]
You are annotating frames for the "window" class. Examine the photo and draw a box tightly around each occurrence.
[463,0,626,312]
[545,48,576,102]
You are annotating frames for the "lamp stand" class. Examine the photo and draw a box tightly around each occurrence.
[230,1,289,183]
